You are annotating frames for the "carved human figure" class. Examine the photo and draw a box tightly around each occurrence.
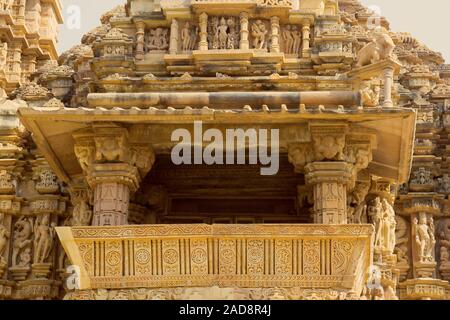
[251,20,268,50]
[292,25,301,54]
[0,213,10,264]
[181,22,191,52]
[369,197,383,250]
[215,17,229,50]
[226,17,237,50]
[382,199,397,254]
[189,26,198,51]
[395,216,409,264]
[12,216,33,267]
[147,28,169,51]
[438,221,450,267]
[348,182,369,224]
[413,214,436,263]
[33,215,55,264]
[282,25,293,54]
[360,82,380,107]
[314,135,345,161]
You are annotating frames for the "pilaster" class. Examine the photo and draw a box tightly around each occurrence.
[135,20,146,60]
[199,13,209,51]
[288,123,376,225]
[270,16,280,53]
[239,12,249,50]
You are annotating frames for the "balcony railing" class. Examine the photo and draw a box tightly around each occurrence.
[57,224,373,293]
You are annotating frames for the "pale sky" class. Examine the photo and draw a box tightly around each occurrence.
[58,0,449,62]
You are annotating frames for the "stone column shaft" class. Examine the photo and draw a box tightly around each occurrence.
[135,21,146,60]
[199,12,208,51]
[270,16,280,53]
[93,182,130,226]
[305,162,353,224]
[383,67,394,108]
[302,22,311,57]
[74,125,155,227]
[87,163,139,226]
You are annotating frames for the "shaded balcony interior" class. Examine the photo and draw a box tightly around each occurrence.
[134,154,311,225]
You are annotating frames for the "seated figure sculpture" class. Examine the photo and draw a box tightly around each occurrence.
[356,28,395,67]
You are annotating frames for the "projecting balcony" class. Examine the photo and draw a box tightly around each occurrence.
[57,224,373,296]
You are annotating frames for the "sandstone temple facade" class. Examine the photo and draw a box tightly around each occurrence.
[0,0,449,300]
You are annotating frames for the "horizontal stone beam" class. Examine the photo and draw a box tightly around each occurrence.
[87,91,361,109]
[56,224,373,292]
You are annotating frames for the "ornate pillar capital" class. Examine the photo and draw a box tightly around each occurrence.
[289,124,376,225]
[73,124,156,184]
[73,124,155,226]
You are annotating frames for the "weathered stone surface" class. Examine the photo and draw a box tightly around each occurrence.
[1,0,450,300]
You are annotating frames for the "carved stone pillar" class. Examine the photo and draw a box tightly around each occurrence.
[88,163,138,226]
[383,66,394,108]
[73,125,155,227]
[270,16,280,53]
[305,162,353,224]
[301,21,311,58]
[288,124,375,225]
[199,13,208,51]
[135,21,146,60]
[401,196,440,279]
[28,161,66,280]
[397,195,449,300]
[169,19,179,54]
[366,178,399,300]
[239,12,249,50]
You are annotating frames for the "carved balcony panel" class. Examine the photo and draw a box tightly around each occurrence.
[57,224,373,295]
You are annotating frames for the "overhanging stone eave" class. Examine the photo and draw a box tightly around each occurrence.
[17,106,416,186]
